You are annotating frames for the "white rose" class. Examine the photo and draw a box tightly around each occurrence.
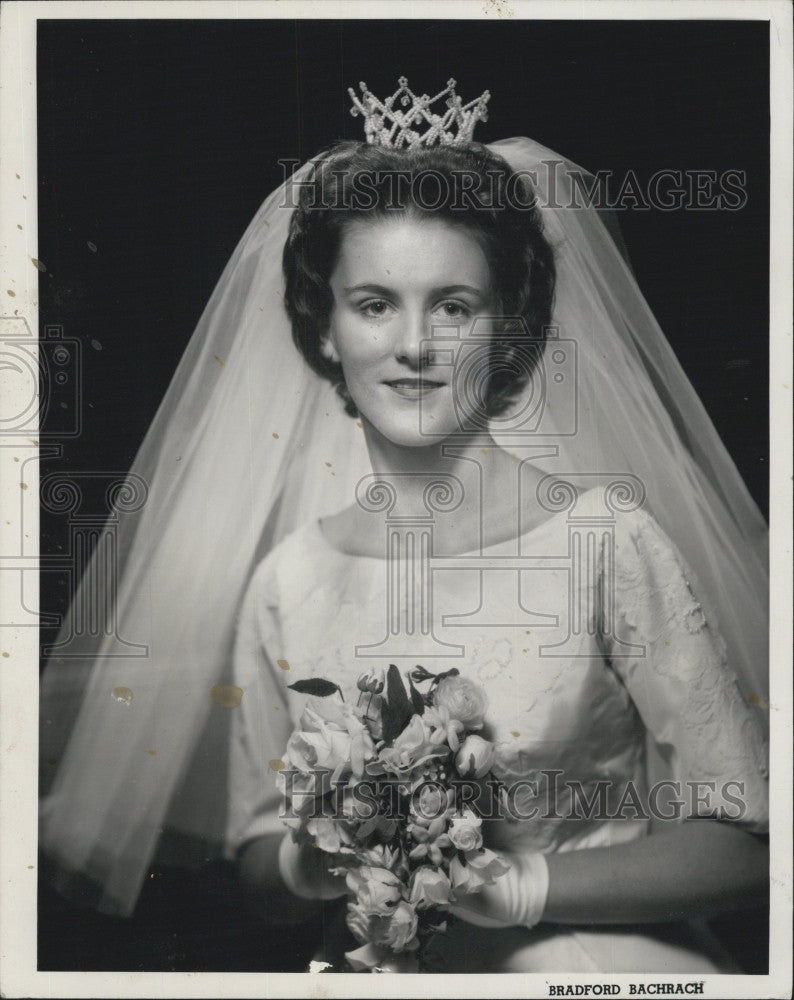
[433,675,488,729]
[447,808,483,852]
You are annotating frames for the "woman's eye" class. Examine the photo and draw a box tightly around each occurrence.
[360,300,391,318]
[437,301,471,319]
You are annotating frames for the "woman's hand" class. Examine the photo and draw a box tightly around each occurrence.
[449,822,768,930]
[238,832,345,924]
[448,850,549,929]
[278,831,348,901]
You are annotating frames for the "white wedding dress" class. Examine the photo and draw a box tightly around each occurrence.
[226,487,768,973]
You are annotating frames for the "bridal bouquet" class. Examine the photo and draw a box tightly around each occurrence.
[278,664,509,971]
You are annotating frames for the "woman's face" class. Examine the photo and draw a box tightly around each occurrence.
[327,215,496,448]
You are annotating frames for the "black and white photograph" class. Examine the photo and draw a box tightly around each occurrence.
[0,1,791,997]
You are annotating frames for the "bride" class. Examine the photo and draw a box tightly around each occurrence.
[39,79,769,974]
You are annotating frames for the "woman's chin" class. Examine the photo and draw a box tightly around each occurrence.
[360,405,485,452]
[367,419,459,451]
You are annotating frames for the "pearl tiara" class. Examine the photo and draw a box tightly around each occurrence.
[348,77,491,149]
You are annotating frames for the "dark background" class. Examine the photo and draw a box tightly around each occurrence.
[37,18,769,973]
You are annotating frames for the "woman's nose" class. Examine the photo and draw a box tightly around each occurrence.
[394,310,431,368]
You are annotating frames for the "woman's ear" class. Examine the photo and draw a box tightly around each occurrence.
[320,336,341,365]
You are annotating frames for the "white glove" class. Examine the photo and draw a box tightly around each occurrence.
[277,831,348,901]
[448,850,549,929]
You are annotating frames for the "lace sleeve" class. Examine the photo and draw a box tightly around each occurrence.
[603,508,768,834]
[225,557,293,856]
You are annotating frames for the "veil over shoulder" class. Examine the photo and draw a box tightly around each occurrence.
[39,138,768,916]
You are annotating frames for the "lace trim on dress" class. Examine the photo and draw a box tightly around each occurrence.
[604,510,769,797]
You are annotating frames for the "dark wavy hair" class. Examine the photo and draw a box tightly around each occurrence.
[282,141,556,418]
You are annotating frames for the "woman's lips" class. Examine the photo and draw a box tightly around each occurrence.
[383,378,445,399]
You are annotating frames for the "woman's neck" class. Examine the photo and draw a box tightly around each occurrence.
[317,417,540,558]
[361,417,499,491]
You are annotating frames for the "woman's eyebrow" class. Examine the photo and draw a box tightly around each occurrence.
[343,282,488,296]
[435,284,488,297]
[343,283,394,295]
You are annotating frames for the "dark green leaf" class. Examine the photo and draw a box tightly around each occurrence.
[381,696,400,746]
[386,664,413,733]
[287,678,340,698]
[408,677,425,716]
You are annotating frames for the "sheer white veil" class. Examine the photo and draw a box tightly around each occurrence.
[39,136,768,916]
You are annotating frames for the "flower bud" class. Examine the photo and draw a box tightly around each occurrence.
[358,668,385,694]
[408,865,452,910]
[455,734,495,779]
